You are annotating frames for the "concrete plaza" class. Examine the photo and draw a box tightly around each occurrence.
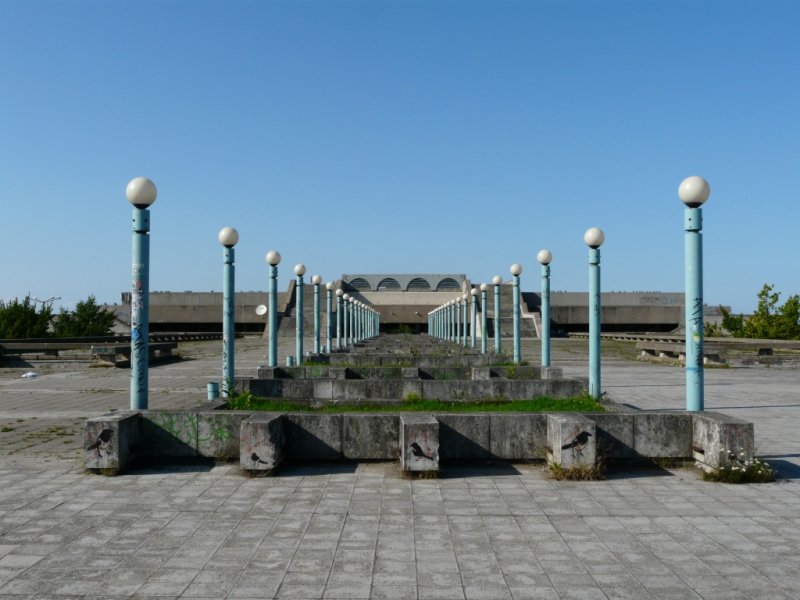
[0,337,798,599]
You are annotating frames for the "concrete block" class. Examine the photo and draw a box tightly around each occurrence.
[400,414,439,472]
[471,367,491,381]
[489,413,547,459]
[540,367,564,380]
[547,413,596,468]
[591,413,636,458]
[401,368,419,378]
[197,411,250,459]
[343,414,399,459]
[84,411,140,472]
[329,367,348,380]
[437,414,491,460]
[313,379,333,399]
[256,366,281,379]
[240,413,284,472]
[693,412,754,469]
[633,413,691,457]
[284,414,342,460]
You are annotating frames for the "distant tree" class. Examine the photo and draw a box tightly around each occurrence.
[0,296,53,338]
[53,296,117,337]
[719,284,800,340]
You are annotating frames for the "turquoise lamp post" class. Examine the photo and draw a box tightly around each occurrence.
[218,226,239,397]
[325,282,334,352]
[585,227,605,399]
[492,275,502,354]
[336,289,344,349]
[680,175,710,412]
[294,264,306,365]
[470,288,478,348]
[312,275,322,354]
[480,283,488,354]
[537,249,552,368]
[342,293,350,347]
[126,177,157,410]
[461,293,469,347]
[510,263,522,364]
[266,250,281,367]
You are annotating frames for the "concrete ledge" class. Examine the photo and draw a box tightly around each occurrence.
[633,413,692,457]
[343,414,399,460]
[283,414,342,460]
[400,414,439,472]
[84,411,140,472]
[693,411,754,469]
[489,413,547,459]
[240,413,284,472]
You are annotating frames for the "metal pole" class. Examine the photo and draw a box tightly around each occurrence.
[336,293,343,349]
[130,206,150,410]
[222,245,235,397]
[313,281,320,354]
[481,288,488,354]
[541,264,551,368]
[268,264,278,367]
[513,274,521,364]
[685,206,704,411]
[589,248,601,399]
[462,297,468,347]
[494,282,501,354]
[296,275,304,365]
[326,286,332,353]
[470,293,477,348]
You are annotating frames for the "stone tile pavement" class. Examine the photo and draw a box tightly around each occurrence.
[0,336,798,599]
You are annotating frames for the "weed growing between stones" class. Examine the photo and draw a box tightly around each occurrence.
[702,458,776,483]
[548,460,606,481]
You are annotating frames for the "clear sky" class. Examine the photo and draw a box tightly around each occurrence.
[1,0,798,314]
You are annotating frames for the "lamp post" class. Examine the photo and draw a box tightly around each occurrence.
[325,282,334,352]
[585,227,605,399]
[218,227,239,397]
[680,176,710,412]
[336,289,344,349]
[480,284,488,354]
[342,294,350,347]
[266,250,281,367]
[461,294,469,347]
[454,298,461,344]
[537,249,552,368]
[470,288,478,348]
[312,275,322,354]
[126,177,157,411]
[510,264,522,364]
[349,298,356,345]
[294,264,306,365]
[492,275,502,354]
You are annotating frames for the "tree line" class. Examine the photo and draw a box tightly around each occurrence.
[0,295,117,338]
[706,284,800,340]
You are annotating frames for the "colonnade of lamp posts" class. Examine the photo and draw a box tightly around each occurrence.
[124,175,710,413]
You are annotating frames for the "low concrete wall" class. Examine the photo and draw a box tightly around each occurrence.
[86,407,752,475]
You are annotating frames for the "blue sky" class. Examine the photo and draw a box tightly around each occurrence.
[1,0,798,314]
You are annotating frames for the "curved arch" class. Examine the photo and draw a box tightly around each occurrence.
[377,277,401,291]
[348,278,371,291]
[436,278,460,291]
[406,277,432,291]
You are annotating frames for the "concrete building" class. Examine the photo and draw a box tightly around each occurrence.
[112,274,712,336]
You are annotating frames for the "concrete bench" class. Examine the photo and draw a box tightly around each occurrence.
[400,414,439,472]
[692,411,754,470]
[636,341,724,364]
[547,413,596,468]
[240,413,284,473]
[91,342,178,365]
[84,412,140,473]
